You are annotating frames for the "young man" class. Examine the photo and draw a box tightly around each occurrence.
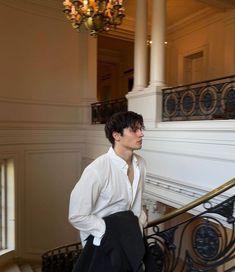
[69,111,147,271]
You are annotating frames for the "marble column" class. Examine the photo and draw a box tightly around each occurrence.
[132,0,148,92]
[127,0,166,128]
[149,0,166,87]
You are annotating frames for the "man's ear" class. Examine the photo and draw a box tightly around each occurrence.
[112,131,121,141]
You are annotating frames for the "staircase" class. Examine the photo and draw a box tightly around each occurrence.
[41,178,235,272]
[1,264,41,272]
[20,264,41,272]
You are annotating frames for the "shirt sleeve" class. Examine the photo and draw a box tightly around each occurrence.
[132,155,147,230]
[68,166,106,245]
[139,157,147,228]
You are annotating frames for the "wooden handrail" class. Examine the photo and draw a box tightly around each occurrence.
[146,178,235,228]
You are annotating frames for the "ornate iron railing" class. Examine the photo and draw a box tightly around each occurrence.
[41,242,82,272]
[144,178,235,272]
[162,75,235,121]
[91,97,127,124]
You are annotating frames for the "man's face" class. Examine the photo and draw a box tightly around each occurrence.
[113,125,144,151]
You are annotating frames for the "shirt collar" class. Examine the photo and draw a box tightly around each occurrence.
[107,147,139,169]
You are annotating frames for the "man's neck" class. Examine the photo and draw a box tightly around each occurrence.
[113,146,133,165]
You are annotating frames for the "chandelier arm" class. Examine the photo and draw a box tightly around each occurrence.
[63,0,125,36]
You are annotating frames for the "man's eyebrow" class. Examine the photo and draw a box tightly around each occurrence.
[130,125,145,131]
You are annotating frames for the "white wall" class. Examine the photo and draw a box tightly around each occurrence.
[0,0,96,127]
[0,0,96,265]
[0,0,235,266]
[0,1,83,104]
[166,8,235,86]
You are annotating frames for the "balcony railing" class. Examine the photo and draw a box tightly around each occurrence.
[162,75,235,121]
[91,75,235,124]
[91,97,127,124]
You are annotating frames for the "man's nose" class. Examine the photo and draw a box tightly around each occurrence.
[137,129,144,137]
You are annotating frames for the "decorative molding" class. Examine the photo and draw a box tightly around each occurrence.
[0,121,87,130]
[126,88,159,99]
[0,95,85,107]
[144,173,232,214]
[100,28,135,42]
[167,7,225,40]
[156,119,235,130]
[0,98,93,128]
[0,128,84,145]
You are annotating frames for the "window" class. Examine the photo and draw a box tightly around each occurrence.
[0,159,15,251]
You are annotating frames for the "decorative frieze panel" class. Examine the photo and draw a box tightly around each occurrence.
[144,173,232,217]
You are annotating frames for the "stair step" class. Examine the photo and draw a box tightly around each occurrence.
[1,264,21,272]
[32,265,42,272]
[20,264,34,272]
[33,267,42,272]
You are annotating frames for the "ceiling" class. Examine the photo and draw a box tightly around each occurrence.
[97,0,235,55]
[124,0,235,27]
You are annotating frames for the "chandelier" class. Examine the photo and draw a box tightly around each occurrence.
[63,0,125,36]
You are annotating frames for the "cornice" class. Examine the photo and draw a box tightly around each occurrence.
[167,7,225,40]
[100,28,135,42]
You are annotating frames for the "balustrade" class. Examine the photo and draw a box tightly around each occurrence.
[162,75,235,121]
[91,97,127,124]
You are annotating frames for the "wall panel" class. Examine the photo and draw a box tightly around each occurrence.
[24,148,81,258]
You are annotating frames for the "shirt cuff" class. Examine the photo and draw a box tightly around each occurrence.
[92,219,106,246]
[93,236,102,246]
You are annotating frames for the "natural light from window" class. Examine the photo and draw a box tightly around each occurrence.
[0,159,15,253]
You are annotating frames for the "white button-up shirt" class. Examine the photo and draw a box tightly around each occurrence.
[69,147,147,246]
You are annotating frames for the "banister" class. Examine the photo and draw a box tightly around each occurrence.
[162,74,235,121]
[146,177,235,228]
[41,178,235,271]
[42,241,82,256]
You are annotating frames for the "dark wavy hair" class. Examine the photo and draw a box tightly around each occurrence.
[104,111,144,147]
